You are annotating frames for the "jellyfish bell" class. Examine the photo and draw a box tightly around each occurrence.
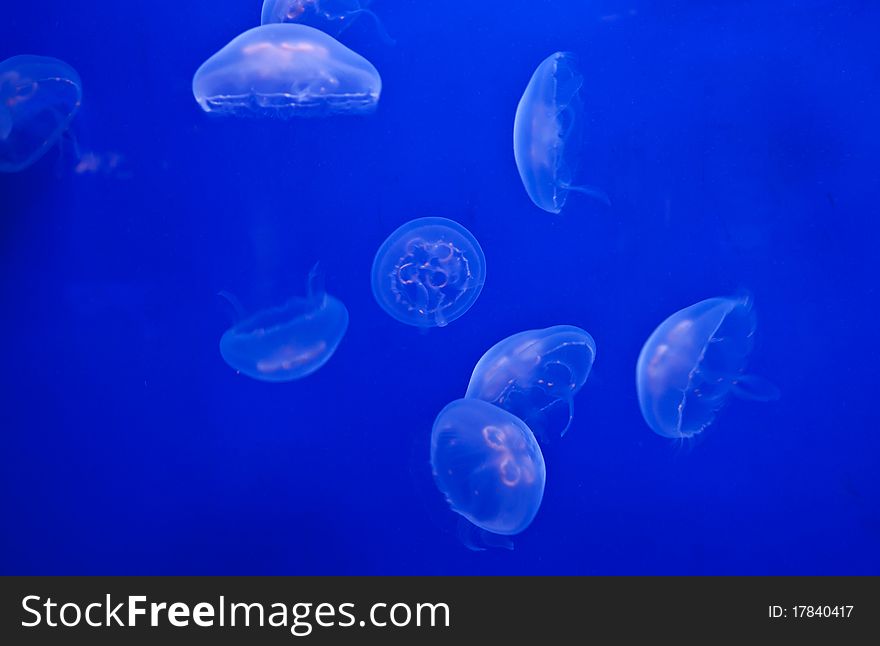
[192,23,381,118]
[513,51,609,213]
[431,399,546,540]
[219,265,349,382]
[371,217,486,329]
[0,55,82,172]
[636,293,779,440]
[466,325,596,441]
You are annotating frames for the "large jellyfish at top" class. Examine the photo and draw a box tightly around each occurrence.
[431,399,546,538]
[261,0,394,44]
[371,217,486,328]
[192,24,381,117]
[219,265,349,382]
[513,52,608,214]
[0,55,81,173]
[466,325,596,441]
[636,294,779,439]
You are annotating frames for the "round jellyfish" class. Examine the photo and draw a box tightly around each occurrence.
[371,217,486,328]
[219,265,349,382]
[431,398,546,536]
[261,0,394,44]
[636,294,780,439]
[192,23,381,117]
[513,52,608,214]
[466,325,596,441]
[0,55,82,173]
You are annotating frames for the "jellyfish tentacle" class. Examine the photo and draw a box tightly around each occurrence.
[558,182,612,207]
[341,9,396,45]
[307,262,327,307]
[217,290,247,323]
[560,398,575,437]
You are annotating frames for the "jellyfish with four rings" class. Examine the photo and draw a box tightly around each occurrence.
[371,217,486,329]
[431,399,546,549]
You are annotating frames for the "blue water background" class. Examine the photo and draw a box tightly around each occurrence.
[1,0,878,574]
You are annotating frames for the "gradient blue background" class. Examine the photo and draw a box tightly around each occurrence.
[1,0,877,574]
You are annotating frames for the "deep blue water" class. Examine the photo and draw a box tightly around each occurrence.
[1,0,878,574]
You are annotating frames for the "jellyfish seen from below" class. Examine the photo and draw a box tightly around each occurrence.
[466,326,596,441]
[192,24,381,117]
[0,55,82,173]
[636,294,780,439]
[371,217,486,328]
[431,399,546,539]
[513,52,608,214]
[261,0,394,44]
[219,265,349,382]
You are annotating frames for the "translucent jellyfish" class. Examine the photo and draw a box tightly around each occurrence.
[636,294,780,439]
[192,24,381,117]
[0,55,82,173]
[371,217,486,328]
[219,265,348,382]
[431,399,546,537]
[513,52,608,214]
[260,0,394,44]
[466,325,596,441]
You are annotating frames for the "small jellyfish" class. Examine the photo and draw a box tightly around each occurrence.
[219,265,348,382]
[371,217,486,328]
[636,294,780,439]
[431,399,546,537]
[261,0,394,44]
[0,55,82,173]
[466,325,596,441]
[513,52,608,214]
[192,24,381,117]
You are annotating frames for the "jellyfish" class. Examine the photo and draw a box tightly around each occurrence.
[192,24,381,117]
[0,55,82,173]
[431,399,546,539]
[219,265,348,382]
[371,217,486,328]
[513,52,608,214]
[636,294,779,439]
[466,325,596,441]
[260,0,394,44]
